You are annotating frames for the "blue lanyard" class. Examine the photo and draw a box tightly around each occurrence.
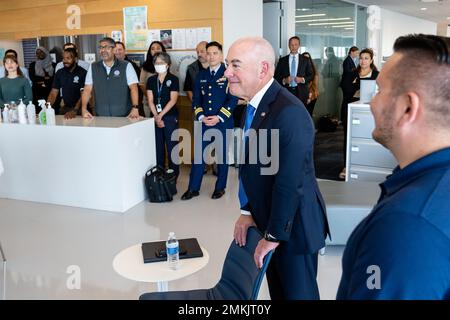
[156,78,166,105]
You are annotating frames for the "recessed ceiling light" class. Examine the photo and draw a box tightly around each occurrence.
[420,7,428,11]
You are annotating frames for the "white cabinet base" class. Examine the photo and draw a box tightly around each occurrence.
[0,116,156,213]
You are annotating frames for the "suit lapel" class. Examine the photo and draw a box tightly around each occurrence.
[245,80,282,158]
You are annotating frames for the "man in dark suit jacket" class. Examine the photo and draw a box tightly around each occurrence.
[274,36,312,106]
[225,37,330,300]
[342,46,359,75]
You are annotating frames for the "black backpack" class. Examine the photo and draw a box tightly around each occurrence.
[145,166,177,203]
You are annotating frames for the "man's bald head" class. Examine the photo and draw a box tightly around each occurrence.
[196,41,208,64]
[225,37,276,101]
[230,37,276,75]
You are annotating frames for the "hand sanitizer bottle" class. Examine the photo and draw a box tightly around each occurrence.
[27,101,36,124]
[38,100,47,125]
[2,104,10,123]
[18,99,27,124]
[45,102,56,125]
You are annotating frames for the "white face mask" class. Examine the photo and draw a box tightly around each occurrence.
[155,64,168,74]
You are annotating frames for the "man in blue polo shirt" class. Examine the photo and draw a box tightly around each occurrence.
[47,48,87,119]
[337,34,450,300]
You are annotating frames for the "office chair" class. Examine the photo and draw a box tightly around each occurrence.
[139,227,273,300]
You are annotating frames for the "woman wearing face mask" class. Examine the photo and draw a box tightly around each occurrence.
[140,41,166,117]
[339,48,379,179]
[146,52,180,177]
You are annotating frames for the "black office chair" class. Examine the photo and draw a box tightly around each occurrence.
[139,227,273,300]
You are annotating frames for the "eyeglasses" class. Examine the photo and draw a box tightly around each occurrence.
[98,45,114,50]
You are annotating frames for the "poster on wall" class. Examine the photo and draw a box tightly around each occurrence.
[196,27,212,43]
[111,31,123,42]
[185,29,198,49]
[147,29,161,46]
[168,50,197,96]
[172,29,186,50]
[160,29,173,49]
[126,53,145,68]
[0,48,5,60]
[123,6,148,51]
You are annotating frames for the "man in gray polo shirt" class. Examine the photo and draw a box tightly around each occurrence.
[81,37,140,118]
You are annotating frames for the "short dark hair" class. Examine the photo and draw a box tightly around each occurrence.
[390,34,450,127]
[153,52,172,66]
[206,41,222,52]
[63,47,78,59]
[99,37,116,47]
[5,49,18,58]
[115,41,126,50]
[63,42,77,50]
[348,46,359,54]
[289,36,300,44]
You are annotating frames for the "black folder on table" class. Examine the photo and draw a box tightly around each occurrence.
[141,238,203,263]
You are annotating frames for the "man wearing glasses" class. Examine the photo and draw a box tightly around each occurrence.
[81,37,140,119]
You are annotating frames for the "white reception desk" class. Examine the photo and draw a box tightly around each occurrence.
[0,116,156,213]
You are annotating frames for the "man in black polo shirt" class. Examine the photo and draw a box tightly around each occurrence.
[47,48,87,119]
[183,41,208,102]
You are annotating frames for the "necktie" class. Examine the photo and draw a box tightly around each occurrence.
[238,104,256,208]
[211,70,215,77]
[290,55,297,87]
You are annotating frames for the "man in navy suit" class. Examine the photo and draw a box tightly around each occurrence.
[342,46,359,75]
[274,36,312,106]
[225,37,330,300]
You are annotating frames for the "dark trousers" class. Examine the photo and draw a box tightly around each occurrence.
[155,115,179,176]
[266,244,320,300]
[305,99,317,117]
[287,86,308,107]
[188,121,231,192]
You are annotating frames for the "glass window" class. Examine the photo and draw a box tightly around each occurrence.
[296,0,367,120]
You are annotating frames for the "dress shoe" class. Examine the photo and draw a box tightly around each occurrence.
[211,189,225,199]
[181,190,199,200]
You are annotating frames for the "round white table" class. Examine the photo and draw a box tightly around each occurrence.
[112,243,209,292]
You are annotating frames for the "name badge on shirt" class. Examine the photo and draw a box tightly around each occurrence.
[113,70,121,77]
[73,76,79,84]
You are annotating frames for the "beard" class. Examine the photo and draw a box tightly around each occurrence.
[372,108,394,149]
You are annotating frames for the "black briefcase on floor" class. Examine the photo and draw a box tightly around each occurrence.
[145,166,177,203]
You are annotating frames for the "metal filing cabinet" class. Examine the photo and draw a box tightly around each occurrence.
[346,102,397,182]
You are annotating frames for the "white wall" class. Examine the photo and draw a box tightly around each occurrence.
[222,0,263,56]
[380,9,437,59]
[0,40,24,66]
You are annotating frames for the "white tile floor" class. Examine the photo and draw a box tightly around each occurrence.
[0,167,344,300]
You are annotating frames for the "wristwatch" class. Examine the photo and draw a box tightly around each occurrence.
[264,232,279,243]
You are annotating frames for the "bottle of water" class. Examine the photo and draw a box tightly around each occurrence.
[166,232,179,270]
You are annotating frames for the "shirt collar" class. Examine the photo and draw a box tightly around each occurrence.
[248,78,274,112]
[381,147,450,196]
[209,64,221,74]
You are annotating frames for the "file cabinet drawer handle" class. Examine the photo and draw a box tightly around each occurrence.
[350,173,359,179]
[351,146,360,152]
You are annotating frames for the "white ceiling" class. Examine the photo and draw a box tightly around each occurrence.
[350,0,450,23]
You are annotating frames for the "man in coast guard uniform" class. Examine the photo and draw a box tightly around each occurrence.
[181,41,238,200]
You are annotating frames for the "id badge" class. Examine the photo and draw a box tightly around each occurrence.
[156,104,162,113]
